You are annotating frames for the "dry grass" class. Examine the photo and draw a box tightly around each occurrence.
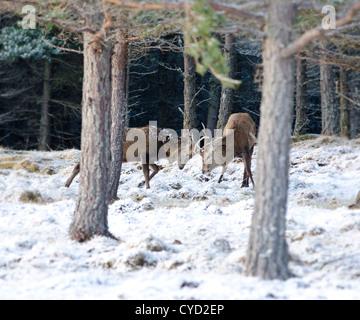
[13,160,39,173]
[0,162,16,170]
[19,191,44,204]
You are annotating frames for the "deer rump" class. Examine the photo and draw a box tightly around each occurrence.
[225,113,256,188]
[201,113,256,188]
[65,126,185,189]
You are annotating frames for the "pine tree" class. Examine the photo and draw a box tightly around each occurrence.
[0,26,61,150]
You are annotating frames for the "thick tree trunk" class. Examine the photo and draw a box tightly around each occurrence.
[217,33,235,130]
[340,67,350,138]
[206,76,221,134]
[69,29,113,242]
[108,29,128,202]
[293,56,307,136]
[38,60,51,151]
[320,47,338,135]
[245,0,296,280]
[183,46,197,130]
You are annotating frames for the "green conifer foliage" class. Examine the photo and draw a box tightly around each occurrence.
[0,26,60,63]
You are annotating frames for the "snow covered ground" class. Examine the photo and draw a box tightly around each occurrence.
[0,135,360,300]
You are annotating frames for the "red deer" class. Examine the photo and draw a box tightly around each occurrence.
[198,113,256,188]
[65,126,193,189]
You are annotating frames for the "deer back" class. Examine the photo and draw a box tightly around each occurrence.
[122,126,168,163]
[223,113,256,157]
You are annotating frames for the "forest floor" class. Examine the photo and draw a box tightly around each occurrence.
[0,135,360,300]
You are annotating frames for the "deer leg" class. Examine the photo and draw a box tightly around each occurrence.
[148,164,159,181]
[138,153,151,189]
[65,163,80,187]
[241,160,249,188]
[241,149,254,187]
[241,148,255,188]
[139,164,159,189]
[244,149,255,188]
[249,145,254,158]
[247,145,254,187]
[218,165,227,183]
[248,169,255,188]
[140,163,151,189]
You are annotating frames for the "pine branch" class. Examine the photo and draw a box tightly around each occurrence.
[295,55,360,72]
[282,2,360,59]
[41,37,83,54]
[335,82,360,107]
[36,16,96,34]
[106,0,265,23]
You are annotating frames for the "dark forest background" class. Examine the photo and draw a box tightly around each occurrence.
[0,17,358,151]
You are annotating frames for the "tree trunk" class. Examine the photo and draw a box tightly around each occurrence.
[293,56,307,136]
[217,33,235,130]
[320,47,338,135]
[38,60,51,151]
[339,67,350,138]
[124,57,130,127]
[206,75,221,134]
[349,77,360,139]
[69,27,113,242]
[183,45,197,130]
[245,0,296,280]
[158,51,170,128]
[108,29,128,202]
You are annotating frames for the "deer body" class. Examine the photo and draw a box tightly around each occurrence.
[201,113,256,187]
[65,126,193,189]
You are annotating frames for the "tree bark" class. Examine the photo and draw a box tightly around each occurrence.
[320,45,338,136]
[293,56,307,136]
[245,0,296,280]
[217,33,235,130]
[69,25,113,242]
[183,46,197,130]
[38,60,51,151]
[340,67,350,138]
[206,75,221,134]
[108,28,128,202]
[158,51,170,128]
[349,77,360,139]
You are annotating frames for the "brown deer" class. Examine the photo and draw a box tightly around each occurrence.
[198,113,256,188]
[65,126,194,189]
